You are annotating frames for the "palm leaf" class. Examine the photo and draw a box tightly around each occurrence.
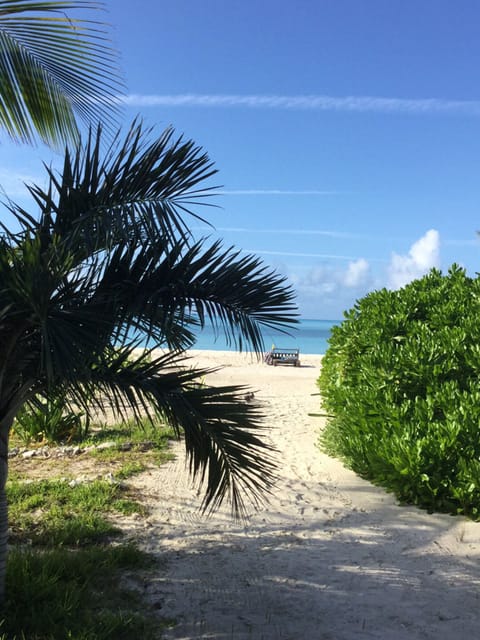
[0,120,299,517]
[86,236,298,354]
[57,348,278,517]
[0,1,124,146]
[10,120,218,253]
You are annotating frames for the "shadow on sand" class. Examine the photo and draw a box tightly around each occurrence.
[142,476,480,640]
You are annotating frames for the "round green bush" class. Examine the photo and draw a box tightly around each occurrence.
[318,265,480,519]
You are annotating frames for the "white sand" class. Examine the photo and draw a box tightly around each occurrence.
[127,350,480,640]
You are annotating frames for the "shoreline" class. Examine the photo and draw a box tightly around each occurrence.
[184,348,324,369]
[186,347,325,357]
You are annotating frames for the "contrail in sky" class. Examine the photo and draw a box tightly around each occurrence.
[196,227,359,238]
[218,189,340,195]
[245,249,388,262]
[122,93,480,116]
[245,250,359,260]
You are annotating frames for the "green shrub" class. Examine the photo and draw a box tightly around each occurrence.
[318,265,480,518]
[13,396,88,445]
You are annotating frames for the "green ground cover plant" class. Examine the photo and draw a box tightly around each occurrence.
[2,417,176,638]
[318,265,480,518]
[13,395,88,445]
[7,478,140,546]
[0,545,164,640]
[84,417,175,450]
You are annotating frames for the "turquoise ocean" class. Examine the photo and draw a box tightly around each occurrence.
[190,318,340,355]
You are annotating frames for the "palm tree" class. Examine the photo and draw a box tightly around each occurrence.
[0,0,123,147]
[0,120,298,599]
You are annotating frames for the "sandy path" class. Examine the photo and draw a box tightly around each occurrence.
[128,351,480,640]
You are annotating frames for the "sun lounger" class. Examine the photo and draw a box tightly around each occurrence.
[265,347,300,367]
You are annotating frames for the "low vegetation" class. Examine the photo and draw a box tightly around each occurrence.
[1,545,164,640]
[2,417,176,639]
[13,395,89,445]
[318,265,480,519]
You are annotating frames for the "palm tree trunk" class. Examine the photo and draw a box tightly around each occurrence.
[0,415,12,603]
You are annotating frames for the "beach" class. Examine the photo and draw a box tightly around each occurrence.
[125,349,480,640]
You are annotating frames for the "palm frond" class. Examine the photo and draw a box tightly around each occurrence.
[16,120,218,253]
[62,348,278,518]
[0,120,299,517]
[85,236,298,354]
[0,0,124,146]
[176,383,278,517]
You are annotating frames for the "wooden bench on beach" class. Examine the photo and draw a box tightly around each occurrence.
[265,347,301,367]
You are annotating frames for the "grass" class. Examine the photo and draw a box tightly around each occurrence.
[2,417,177,639]
[80,416,175,448]
[116,460,148,479]
[0,545,171,639]
[9,415,175,482]
[7,478,144,546]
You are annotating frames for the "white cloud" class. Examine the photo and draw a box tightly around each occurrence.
[343,258,370,287]
[122,93,480,116]
[297,258,371,292]
[300,265,339,294]
[388,229,440,290]
[290,258,373,315]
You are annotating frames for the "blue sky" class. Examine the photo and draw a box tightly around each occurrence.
[2,1,480,319]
